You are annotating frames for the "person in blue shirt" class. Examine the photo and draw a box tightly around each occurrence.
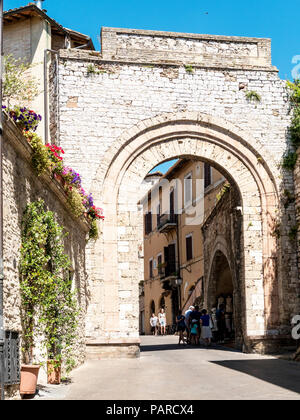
[200,309,213,346]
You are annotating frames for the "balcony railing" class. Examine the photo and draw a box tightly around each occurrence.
[157,213,178,233]
[159,261,179,280]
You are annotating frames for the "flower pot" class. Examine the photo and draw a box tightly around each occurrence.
[54,173,63,183]
[47,360,61,385]
[20,364,40,395]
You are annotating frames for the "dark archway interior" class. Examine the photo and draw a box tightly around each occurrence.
[209,251,235,345]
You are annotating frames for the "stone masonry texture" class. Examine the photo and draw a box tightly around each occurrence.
[2,114,90,395]
[48,28,299,353]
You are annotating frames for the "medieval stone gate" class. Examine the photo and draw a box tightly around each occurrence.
[50,27,299,356]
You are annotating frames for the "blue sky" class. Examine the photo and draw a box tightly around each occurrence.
[5,0,299,81]
[4,0,299,173]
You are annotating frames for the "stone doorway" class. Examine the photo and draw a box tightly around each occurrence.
[208,250,237,347]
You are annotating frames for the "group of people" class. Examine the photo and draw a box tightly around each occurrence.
[176,305,214,346]
[149,308,167,336]
[150,304,228,346]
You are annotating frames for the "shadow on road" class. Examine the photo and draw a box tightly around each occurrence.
[210,359,300,395]
[141,342,240,354]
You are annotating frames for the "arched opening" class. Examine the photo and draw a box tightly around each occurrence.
[86,112,290,356]
[150,300,155,316]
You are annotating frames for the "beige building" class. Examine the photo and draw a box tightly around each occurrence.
[142,159,225,334]
[3,2,94,138]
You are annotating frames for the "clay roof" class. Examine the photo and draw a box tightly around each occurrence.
[4,3,95,50]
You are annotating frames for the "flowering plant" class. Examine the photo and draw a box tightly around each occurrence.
[2,98,105,236]
[46,144,64,174]
[62,167,82,188]
[3,105,41,132]
[87,205,104,220]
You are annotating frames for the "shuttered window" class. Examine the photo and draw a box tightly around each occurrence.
[204,163,212,188]
[186,235,193,261]
[157,254,163,274]
[149,259,153,278]
[144,212,152,235]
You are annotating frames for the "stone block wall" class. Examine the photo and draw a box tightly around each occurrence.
[48,28,298,348]
[202,186,243,347]
[294,149,300,314]
[2,115,90,396]
[101,28,273,69]
[55,46,289,195]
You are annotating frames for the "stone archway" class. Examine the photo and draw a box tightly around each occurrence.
[86,111,285,356]
[207,248,240,347]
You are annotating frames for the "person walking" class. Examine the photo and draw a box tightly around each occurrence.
[190,318,199,345]
[150,313,158,335]
[210,307,218,342]
[184,306,194,344]
[158,308,166,335]
[216,303,226,343]
[176,310,186,345]
[200,309,213,346]
[191,305,201,345]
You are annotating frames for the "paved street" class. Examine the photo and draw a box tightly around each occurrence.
[37,335,300,400]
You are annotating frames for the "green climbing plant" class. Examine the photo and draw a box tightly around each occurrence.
[20,200,79,370]
[3,55,39,107]
[282,151,298,171]
[245,90,261,103]
[287,80,300,148]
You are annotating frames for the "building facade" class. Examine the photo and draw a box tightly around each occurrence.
[142,159,225,335]
[2,4,299,359]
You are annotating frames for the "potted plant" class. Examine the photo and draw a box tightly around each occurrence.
[41,207,79,384]
[19,202,49,396]
[3,105,42,132]
[20,201,80,388]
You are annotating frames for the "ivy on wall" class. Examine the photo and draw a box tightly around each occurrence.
[20,200,79,370]
[284,80,300,170]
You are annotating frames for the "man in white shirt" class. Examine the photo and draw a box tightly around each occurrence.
[150,313,158,335]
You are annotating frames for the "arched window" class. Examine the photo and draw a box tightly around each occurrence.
[159,296,165,310]
[150,300,155,315]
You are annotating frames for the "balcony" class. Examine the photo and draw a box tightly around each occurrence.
[159,261,179,282]
[157,213,178,233]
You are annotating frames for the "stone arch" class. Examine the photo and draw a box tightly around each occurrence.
[206,245,242,346]
[88,111,282,350]
[205,236,236,305]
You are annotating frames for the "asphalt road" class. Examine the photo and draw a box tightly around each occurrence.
[36,335,300,400]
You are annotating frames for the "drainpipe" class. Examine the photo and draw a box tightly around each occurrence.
[44,49,58,144]
[0,0,5,401]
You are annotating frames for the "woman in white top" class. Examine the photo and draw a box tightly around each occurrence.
[150,313,158,335]
[158,308,166,335]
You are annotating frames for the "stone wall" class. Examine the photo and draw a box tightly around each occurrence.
[55,46,289,195]
[2,115,89,396]
[202,186,243,347]
[49,28,298,352]
[101,28,273,69]
[294,149,300,309]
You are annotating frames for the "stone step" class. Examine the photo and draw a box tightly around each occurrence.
[86,338,141,360]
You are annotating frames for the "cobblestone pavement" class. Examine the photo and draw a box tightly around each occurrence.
[35,335,300,400]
